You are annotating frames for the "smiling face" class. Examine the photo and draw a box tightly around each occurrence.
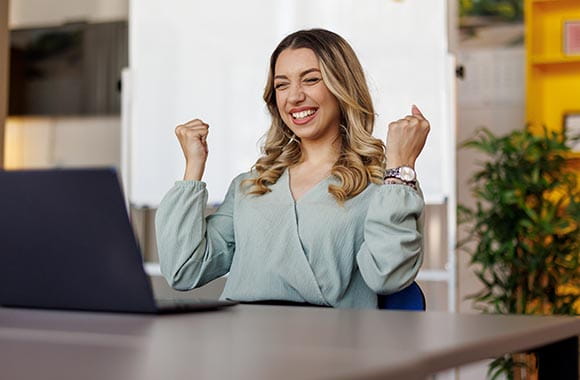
[274,48,342,144]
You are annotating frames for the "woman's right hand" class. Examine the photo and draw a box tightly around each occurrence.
[385,105,430,169]
[175,118,209,181]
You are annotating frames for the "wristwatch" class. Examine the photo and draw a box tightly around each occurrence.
[384,166,417,183]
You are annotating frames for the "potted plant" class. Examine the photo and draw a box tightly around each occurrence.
[458,127,580,379]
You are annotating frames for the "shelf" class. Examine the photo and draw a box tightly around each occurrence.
[532,0,578,5]
[565,151,580,160]
[526,0,580,139]
[417,270,450,282]
[145,262,230,280]
[424,195,448,205]
[531,55,580,65]
[144,262,162,276]
[527,0,580,59]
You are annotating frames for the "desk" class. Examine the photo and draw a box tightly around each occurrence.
[0,306,579,380]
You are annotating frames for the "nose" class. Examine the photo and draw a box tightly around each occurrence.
[287,82,306,104]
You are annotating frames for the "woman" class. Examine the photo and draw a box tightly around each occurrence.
[155,29,430,309]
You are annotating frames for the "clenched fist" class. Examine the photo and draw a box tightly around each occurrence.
[386,105,430,169]
[175,118,209,181]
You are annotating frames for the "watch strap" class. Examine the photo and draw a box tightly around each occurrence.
[384,166,417,183]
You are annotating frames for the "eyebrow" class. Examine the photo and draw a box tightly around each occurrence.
[274,68,321,80]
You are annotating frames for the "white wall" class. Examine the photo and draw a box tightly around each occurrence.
[9,0,128,28]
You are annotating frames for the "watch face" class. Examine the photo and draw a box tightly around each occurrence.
[400,166,416,182]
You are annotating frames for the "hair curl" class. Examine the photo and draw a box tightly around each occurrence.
[243,29,386,203]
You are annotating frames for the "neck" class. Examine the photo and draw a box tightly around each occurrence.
[299,133,342,167]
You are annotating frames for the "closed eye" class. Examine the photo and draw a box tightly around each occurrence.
[274,82,289,90]
[304,77,321,84]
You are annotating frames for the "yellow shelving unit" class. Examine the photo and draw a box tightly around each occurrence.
[525,0,580,164]
[527,1,580,311]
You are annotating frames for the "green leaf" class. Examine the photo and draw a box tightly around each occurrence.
[458,125,580,319]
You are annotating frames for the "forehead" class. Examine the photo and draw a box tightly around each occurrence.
[274,48,319,76]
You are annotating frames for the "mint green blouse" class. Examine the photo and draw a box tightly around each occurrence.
[155,170,424,309]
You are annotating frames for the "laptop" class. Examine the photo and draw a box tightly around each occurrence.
[0,168,236,314]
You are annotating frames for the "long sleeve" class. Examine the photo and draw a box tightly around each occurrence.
[155,168,426,309]
[356,184,424,295]
[155,178,237,291]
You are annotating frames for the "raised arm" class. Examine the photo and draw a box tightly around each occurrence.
[155,118,236,290]
[356,105,429,293]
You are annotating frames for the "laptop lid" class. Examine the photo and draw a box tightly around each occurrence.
[0,168,158,313]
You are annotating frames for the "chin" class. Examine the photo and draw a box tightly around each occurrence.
[292,129,316,140]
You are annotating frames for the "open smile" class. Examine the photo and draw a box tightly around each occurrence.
[289,107,318,125]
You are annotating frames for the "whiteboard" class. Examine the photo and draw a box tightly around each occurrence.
[128,0,453,207]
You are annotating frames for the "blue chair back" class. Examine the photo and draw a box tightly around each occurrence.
[377,281,426,311]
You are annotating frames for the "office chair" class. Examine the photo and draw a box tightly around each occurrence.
[377,281,426,311]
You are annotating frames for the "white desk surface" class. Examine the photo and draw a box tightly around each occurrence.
[1,305,579,380]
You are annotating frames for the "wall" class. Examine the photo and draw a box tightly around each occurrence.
[0,0,8,168]
[4,116,121,169]
[4,0,128,170]
[454,47,525,380]
[456,47,526,314]
[129,0,454,207]
[9,0,127,28]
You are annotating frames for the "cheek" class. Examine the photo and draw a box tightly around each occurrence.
[322,93,341,119]
[276,95,290,120]
[317,87,337,110]
[332,98,341,118]
[275,93,284,112]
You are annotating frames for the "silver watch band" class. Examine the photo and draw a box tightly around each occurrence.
[384,166,417,183]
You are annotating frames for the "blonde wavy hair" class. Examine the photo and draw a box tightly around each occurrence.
[243,29,386,203]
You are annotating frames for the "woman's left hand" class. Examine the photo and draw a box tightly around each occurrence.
[385,105,430,169]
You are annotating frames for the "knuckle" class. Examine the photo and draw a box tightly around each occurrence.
[185,119,201,127]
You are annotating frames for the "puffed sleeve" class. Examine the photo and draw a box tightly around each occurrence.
[155,177,237,291]
[356,183,424,294]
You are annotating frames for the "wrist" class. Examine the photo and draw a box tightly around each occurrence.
[385,159,415,170]
[184,162,205,181]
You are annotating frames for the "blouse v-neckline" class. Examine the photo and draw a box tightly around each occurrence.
[284,168,331,203]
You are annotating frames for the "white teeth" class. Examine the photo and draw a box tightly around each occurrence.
[291,109,316,119]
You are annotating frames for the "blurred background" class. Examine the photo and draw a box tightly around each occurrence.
[0,1,579,378]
